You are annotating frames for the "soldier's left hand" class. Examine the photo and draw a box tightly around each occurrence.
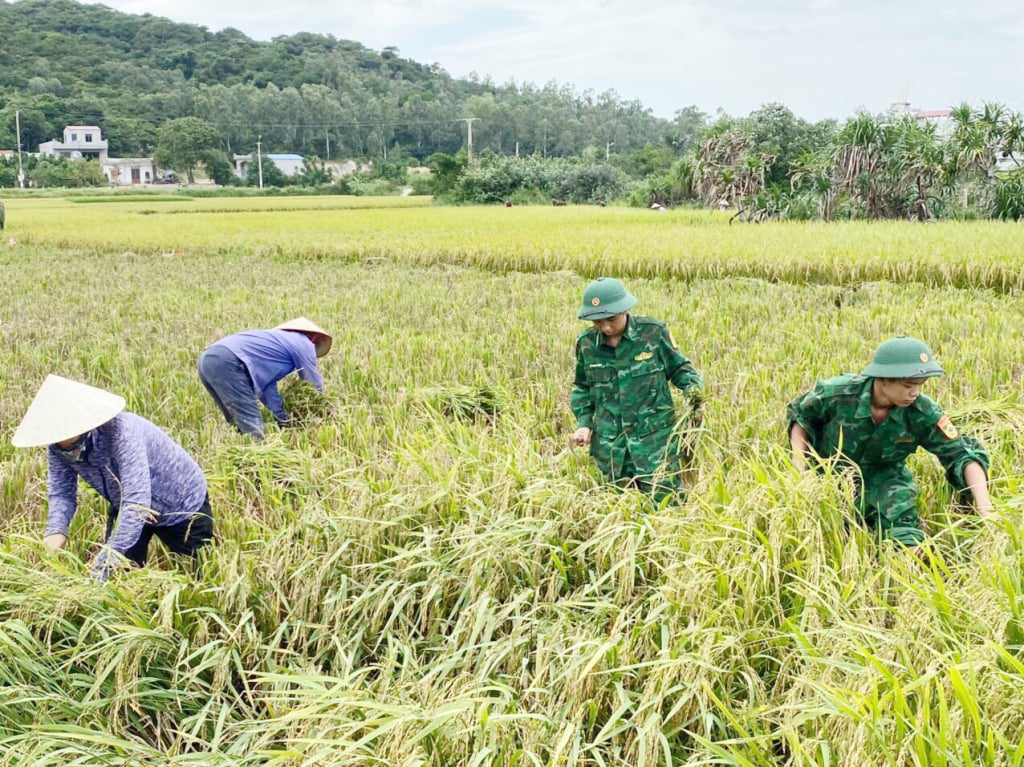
[571,427,592,447]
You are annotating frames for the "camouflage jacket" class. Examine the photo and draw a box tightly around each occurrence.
[787,373,988,488]
[571,315,701,478]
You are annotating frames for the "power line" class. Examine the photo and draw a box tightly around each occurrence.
[207,118,472,130]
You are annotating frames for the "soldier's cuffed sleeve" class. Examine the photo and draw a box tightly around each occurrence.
[661,329,701,396]
[570,336,595,428]
[918,412,990,490]
[786,382,828,442]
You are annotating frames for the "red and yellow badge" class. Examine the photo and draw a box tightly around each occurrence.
[591,297,601,306]
[936,414,958,440]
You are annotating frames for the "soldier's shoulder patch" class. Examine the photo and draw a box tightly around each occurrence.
[936,414,958,440]
[667,330,678,349]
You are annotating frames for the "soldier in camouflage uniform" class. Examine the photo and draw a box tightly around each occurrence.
[788,336,994,548]
[571,278,702,503]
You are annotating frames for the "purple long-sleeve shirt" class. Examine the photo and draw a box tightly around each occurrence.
[210,329,323,421]
[46,412,208,563]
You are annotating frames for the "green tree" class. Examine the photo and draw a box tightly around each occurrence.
[296,156,333,186]
[202,149,236,186]
[665,105,708,154]
[247,154,288,188]
[153,117,222,183]
[425,151,467,196]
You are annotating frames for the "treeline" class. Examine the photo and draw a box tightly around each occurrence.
[1,0,1022,219]
[0,0,681,161]
[630,103,1024,220]
[429,102,1024,221]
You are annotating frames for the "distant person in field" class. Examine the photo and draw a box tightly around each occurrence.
[788,335,994,549]
[198,317,332,440]
[0,199,5,230]
[12,375,213,582]
[570,277,703,503]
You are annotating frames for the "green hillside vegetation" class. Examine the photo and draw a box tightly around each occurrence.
[0,0,674,160]
[1,0,1022,220]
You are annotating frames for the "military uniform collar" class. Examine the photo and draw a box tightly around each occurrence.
[594,313,636,347]
[856,376,911,422]
[621,314,637,340]
[854,376,875,420]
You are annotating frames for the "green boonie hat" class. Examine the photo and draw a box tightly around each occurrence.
[861,335,945,379]
[578,277,637,320]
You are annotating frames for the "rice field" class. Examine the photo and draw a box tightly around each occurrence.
[1,195,1023,765]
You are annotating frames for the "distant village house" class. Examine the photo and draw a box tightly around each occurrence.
[233,153,304,179]
[38,125,160,186]
[38,125,109,160]
[232,154,374,180]
[104,157,159,186]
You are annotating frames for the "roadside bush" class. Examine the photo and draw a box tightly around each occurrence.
[453,155,626,205]
[28,157,106,188]
[348,177,402,196]
[994,171,1024,220]
[405,172,433,196]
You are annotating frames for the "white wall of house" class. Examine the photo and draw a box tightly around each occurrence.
[234,153,305,179]
[103,158,158,186]
[267,154,303,176]
[39,125,109,160]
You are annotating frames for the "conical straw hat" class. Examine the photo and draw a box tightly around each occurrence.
[12,375,126,447]
[276,317,333,357]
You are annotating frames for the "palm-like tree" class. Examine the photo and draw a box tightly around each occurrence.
[831,113,889,218]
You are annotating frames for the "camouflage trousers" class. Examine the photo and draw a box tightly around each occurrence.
[855,465,924,547]
[606,449,686,506]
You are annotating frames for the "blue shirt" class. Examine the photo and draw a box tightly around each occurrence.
[46,412,208,568]
[210,329,323,421]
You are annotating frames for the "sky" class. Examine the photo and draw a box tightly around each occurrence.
[90,0,1022,123]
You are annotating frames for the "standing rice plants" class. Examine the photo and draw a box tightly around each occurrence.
[2,206,1024,763]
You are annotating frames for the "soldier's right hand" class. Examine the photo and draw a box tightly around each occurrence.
[571,427,592,447]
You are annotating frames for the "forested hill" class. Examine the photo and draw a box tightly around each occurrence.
[0,0,676,160]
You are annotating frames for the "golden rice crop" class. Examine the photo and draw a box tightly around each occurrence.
[0,199,1022,765]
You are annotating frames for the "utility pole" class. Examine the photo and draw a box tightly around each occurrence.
[256,135,264,189]
[15,109,25,188]
[325,129,330,161]
[461,117,480,165]
[606,140,614,160]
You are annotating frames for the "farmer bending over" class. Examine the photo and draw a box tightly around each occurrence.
[198,317,332,440]
[13,375,213,581]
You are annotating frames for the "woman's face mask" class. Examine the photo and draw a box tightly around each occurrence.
[54,433,90,462]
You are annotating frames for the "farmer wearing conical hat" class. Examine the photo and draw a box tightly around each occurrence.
[570,278,703,503]
[12,375,213,581]
[788,336,994,548]
[198,318,332,440]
